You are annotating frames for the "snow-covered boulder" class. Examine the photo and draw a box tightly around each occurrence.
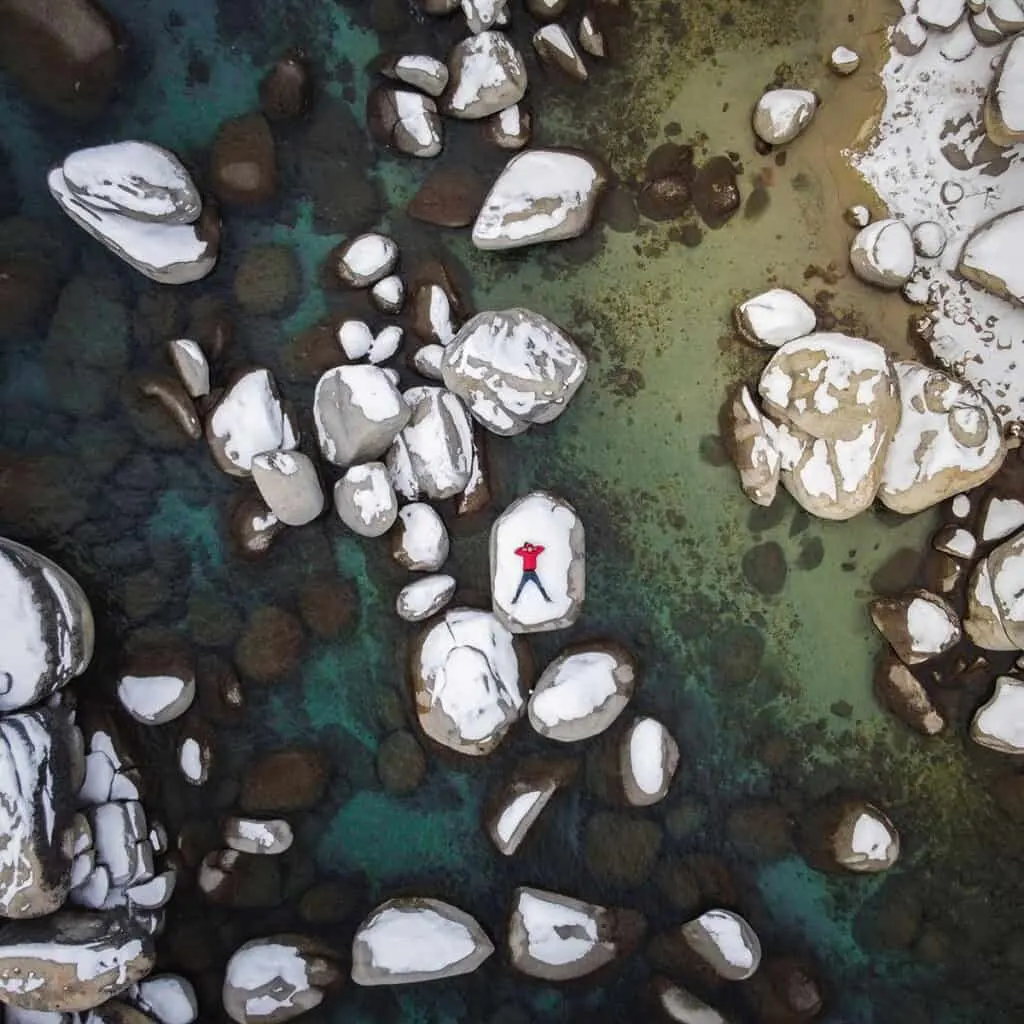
[135,974,198,1024]
[333,463,398,538]
[918,0,967,29]
[251,451,324,527]
[351,898,494,985]
[443,32,526,119]
[829,46,860,74]
[752,89,817,145]
[483,103,532,149]
[472,149,607,250]
[912,221,946,258]
[619,716,679,807]
[337,320,374,360]
[958,207,1024,306]
[380,54,449,97]
[369,325,403,365]
[392,503,449,572]
[442,309,587,435]
[879,362,1005,513]
[0,709,80,918]
[335,234,398,288]
[61,142,201,224]
[963,555,1018,651]
[849,219,915,289]
[223,817,294,856]
[0,538,94,712]
[681,910,761,982]
[177,728,212,787]
[368,88,444,158]
[412,344,445,380]
[734,288,816,347]
[728,385,781,507]
[127,869,176,911]
[827,802,900,873]
[48,167,217,285]
[0,911,155,1011]
[933,524,977,559]
[85,800,152,894]
[314,365,410,468]
[533,24,588,81]
[972,676,1024,754]
[508,887,645,981]
[206,369,298,478]
[985,37,1024,146]
[486,762,571,856]
[490,492,584,633]
[652,979,730,1024]
[869,589,962,665]
[371,275,404,314]
[167,338,210,399]
[116,643,195,726]
[980,496,1024,542]
[387,387,474,500]
[396,575,457,623]
[411,608,528,755]
[223,936,341,1024]
[982,529,1024,648]
[528,643,635,741]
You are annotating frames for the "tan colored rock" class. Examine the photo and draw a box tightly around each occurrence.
[971,675,1024,754]
[984,36,1024,146]
[873,653,945,735]
[728,385,781,506]
[681,909,761,981]
[985,528,1024,647]
[963,556,1018,650]
[958,207,1024,307]
[869,589,962,665]
[829,802,899,873]
[879,362,1005,513]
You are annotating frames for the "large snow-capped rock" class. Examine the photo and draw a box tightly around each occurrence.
[734,288,816,348]
[849,219,915,289]
[680,909,761,981]
[879,362,1005,513]
[958,207,1024,307]
[351,898,494,985]
[0,911,155,1010]
[472,149,607,250]
[223,936,341,1024]
[985,37,1024,146]
[0,538,94,712]
[759,333,900,519]
[972,676,1024,754]
[490,492,585,633]
[387,387,474,500]
[728,385,781,507]
[206,369,298,478]
[410,608,529,755]
[314,365,410,468]
[527,643,636,741]
[333,462,398,538]
[0,709,80,918]
[443,31,526,119]
[619,716,679,807]
[752,89,817,145]
[61,142,201,223]
[48,167,217,286]
[442,309,587,435]
[508,887,645,981]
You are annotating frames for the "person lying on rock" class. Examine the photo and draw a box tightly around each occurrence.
[512,542,551,603]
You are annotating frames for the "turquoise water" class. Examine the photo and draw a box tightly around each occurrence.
[2,0,1023,1021]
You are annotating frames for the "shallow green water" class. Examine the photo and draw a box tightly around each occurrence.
[2,1,1023,1021]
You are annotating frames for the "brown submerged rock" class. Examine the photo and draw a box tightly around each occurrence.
[241,748,329,813]
[584,811,662,887]
[376,730,427,795]
[235,606,305,684]
[0,258,54,337]
[692,156,741,228]
[0,0,122,118]
[234,244,300,316]
[210,113,277,205]
[260,52,312,121]
[873,653,944,736]
[638,175,691,221]
[298,575,358,638]
[229,493,286,559]
[408,166,488,227]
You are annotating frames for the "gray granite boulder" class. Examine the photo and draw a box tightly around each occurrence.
[251,451,325,527]
[443,32,526,119]
[333,463,399,538]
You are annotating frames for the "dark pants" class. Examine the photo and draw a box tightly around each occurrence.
[512,570,551,603]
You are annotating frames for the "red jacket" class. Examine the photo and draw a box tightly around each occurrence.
[515,545,544,571]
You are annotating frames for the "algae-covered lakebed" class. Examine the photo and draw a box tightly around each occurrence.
[1,0,1023,1021]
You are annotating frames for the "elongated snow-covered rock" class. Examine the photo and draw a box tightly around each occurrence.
[0,709,79,918]
[681,910,761,981]
[734,288,816,347]
[48,168,218,285]
[0,538,95,712]
[972,676,1024,753]
[472,149,607,250]
[0,911,155,1011]
[351,898,494,985]
[752,89,817,145]
[62,142,201,224]
[620,717,679,806]
[206,369,298,478]
[388,387,474,500]
[411,608,528,755]
[528,643,635,741]
[333,463,398,538]
[879,362,1005,513]
[396,575,457,623]
[533,24,588,81]
[392,503,449,572]
[443,32,526,119]
[442,309,587,435]
[367,88,443,159]
[167,339,210,399]
[486,760,573,855]
[224,817,294,856]
[869,590,962,666]
[314,365,410,468]
[728,385,781,507]
[508,887,645,981]
[490,492,585,633]
[958,206,1024,306]
[223,936,341,1024]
